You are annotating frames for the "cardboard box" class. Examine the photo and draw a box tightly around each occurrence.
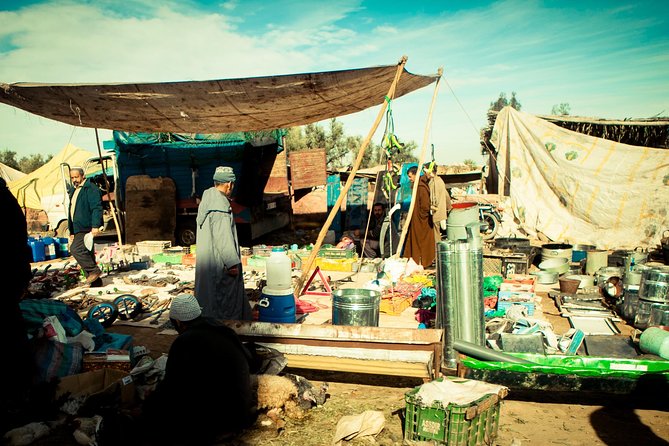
[57,368,135,405]
[82,350,132,373]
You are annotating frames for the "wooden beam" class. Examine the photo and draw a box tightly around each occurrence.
[282,354,432,378]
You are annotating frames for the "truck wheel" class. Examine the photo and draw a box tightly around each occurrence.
[480,212,499,240]
[55,220,70,238]
[176,221,197,247]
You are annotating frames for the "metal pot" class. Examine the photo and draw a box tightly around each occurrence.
[494,236,531,250]
[531,270,559,284]
[572,244,596,262]
[541,243,573,264]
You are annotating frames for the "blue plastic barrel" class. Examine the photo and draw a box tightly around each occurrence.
[57,237,70,257]
[42,236,57,260]
[30,238,45,262]
[258,286,296,323]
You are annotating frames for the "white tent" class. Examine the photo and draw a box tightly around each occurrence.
[490,106,669,249]
[0,162,25,182]
[9,143,96,210]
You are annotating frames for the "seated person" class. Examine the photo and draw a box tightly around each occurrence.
[140,294,257,444]
[336,234,356,250]
[362,202,386,258]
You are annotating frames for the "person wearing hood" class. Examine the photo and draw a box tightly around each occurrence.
[194,166,251,321]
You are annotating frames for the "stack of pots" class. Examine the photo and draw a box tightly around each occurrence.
[634,267,669,329]
[533,243,572,284]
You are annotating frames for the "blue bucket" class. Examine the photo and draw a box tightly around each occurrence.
[258,287,296,323]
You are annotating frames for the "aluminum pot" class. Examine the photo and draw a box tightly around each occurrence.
[541,243,573,264]
[531,270,559,284]
[571,244,596,262]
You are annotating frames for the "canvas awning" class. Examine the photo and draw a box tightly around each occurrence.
[0,62,439,133]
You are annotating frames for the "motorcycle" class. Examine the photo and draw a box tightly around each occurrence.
[478,203,502,240]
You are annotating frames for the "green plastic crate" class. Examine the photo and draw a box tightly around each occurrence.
[151,253,184,264]
[404,378,502,445]
[318,247,356,259]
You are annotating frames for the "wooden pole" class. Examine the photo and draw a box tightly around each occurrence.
[395,68,443,259]
[294,56,409,297]
[94,129,127,262]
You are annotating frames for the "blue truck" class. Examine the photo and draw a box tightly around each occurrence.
[91,129,292,246]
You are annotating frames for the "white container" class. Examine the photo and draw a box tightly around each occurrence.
[265,247,292,290]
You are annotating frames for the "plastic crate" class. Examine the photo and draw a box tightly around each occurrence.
[318,247,356,259]
[404,378,502,445]
[497,300,535,315]
[151,253,184,264]
[136,240,171,256]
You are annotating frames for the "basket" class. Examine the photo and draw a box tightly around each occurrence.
[404,378,502,445]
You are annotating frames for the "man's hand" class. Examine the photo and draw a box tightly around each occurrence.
[226,265,240,277]
[91,228,100,236]
[69,234,74,243]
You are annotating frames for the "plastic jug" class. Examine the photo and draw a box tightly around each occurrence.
[265,247,292,290]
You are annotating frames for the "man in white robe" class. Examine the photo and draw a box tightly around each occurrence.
[194,166,251,320]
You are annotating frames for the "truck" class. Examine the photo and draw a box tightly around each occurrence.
[52,129,293,246]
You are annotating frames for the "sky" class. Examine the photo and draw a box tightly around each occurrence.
[1,0,668,165]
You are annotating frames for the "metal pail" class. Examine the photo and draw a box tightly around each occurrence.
[639,268,669,303]
[541,243,573,264]
[332,288,381,327]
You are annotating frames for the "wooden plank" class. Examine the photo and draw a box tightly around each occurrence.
[289,149,327,190]
[222,320,443,344]
[258,342,433,363]
[265,149,288,193]
[283,354,432,378]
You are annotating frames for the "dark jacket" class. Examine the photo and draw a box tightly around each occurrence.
[67,179,103,234]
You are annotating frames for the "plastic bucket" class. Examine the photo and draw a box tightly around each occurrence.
[42,236,57,260]
[258,286,296,323]
[446,202,479,241]
[332,288,381,327]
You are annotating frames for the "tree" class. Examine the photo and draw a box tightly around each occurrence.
[18,153,52,174]
[463,159,478,170]
[551,103,571,115]
[489,92,522,112]
[0,149,20,170]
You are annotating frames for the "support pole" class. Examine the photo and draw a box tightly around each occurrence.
[395,68,443,258]
[294,56,409,297]
[94,129,126,262]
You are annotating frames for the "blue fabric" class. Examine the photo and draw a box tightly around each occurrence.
[20,299,84,337]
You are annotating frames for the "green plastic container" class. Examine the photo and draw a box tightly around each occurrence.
[404,378,502,445]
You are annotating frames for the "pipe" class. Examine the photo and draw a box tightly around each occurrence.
[453,339,536,364]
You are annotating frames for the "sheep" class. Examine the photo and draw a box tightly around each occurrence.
[254,373,330,423]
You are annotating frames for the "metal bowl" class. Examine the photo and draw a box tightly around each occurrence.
[531,270,559,284]
[538,257,570,275]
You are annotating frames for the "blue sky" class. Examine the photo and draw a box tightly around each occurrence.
[1,0,668,165]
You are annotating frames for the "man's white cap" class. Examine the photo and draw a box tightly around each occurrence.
[169,293,202,322]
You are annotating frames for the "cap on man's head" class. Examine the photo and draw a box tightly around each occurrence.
[169,293,202,322]
[213,166,236,183]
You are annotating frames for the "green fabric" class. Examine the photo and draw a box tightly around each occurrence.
[462,353,669,380]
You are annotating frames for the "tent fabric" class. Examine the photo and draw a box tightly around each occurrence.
[0,64,438,134]
[0,162,25,182]
[9,143,96,209]
[490,106,669,249]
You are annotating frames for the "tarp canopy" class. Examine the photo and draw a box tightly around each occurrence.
[0,162,25,182]
[0,63,439,133]
[490,106,669,249]
[9,143,96,209]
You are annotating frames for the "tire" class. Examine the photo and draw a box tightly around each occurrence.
[87,302,118,328]
[480,212,499,240]
[55,220,70,238]
[176,220,197,247]
[113,294,142,320]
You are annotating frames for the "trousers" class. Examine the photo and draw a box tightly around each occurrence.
[71,232,100,277]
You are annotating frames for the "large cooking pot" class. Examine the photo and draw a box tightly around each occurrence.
[541,243,573,264]
[494,236,531,250]
[495,236,539,265]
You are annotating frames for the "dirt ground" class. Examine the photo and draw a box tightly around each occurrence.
[106,312,669,446]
